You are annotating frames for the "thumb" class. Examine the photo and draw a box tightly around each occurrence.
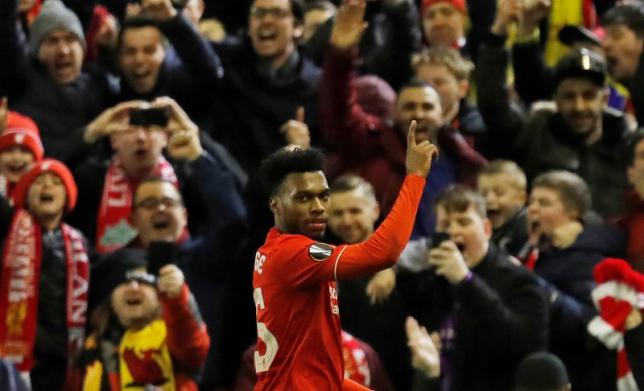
[295,106,305,123]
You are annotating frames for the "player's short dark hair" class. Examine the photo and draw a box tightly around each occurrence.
[330,174,376,200]
[260,147,325,196]
[532,171,591,217]
[436,184,487,218]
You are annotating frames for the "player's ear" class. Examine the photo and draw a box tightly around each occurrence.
[269,197,280,215]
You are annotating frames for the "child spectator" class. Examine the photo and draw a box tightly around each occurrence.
[527,170,624,390]
[477,160,528,257]
[0,160,92,391]
[0,112,43,199]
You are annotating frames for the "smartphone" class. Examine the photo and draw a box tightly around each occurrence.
[147,241,179,276]
[429,232,451,250]
[129,107,170,127]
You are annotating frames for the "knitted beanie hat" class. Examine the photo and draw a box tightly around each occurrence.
[421,0,467,14]
[12,159,78,211]
[0,112,44,160]
[29,0,86,53]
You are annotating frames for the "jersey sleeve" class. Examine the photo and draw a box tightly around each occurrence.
[269,235,349,287]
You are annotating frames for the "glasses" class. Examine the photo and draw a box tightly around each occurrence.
[135,197,182,210]
[250,6,292,19]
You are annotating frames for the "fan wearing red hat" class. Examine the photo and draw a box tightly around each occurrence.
[0,111,44,199]
[420,0,468,50]
[0,159,92,391]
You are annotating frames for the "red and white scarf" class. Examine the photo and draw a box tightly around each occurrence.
[588,258,644,391]
[0,209,89,383]
[96,157,177,254]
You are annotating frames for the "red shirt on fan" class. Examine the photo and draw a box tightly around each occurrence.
[253,229,348,390]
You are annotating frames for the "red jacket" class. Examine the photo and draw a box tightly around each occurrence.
[320,47,485,215]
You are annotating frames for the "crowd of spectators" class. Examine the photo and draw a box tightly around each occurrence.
[1,0,644,390]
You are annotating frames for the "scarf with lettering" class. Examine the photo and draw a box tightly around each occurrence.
[96,157,177,254]
[0,209,89,388]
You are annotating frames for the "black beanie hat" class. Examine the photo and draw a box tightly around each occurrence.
[515,352,570,391]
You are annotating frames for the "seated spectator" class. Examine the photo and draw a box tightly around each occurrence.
[72,97,232,254]
[412,47,487,151]
[0,160,93,391]
[321,0,485,238]
[327,174,405,391]
[233,330,391,391]
[478,11,631,217]
[0,111,43,199]
[514,352,571,391]
[602,3,644,124]
[83,249,209,390]
[0,0,114,162]
[526,171,623,390]
[477,160,529,258]
[618,130,644,273]
[397,185,548,390]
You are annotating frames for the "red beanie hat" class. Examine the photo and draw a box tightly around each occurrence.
[421,0,467,14]
[13,159,78,212]
[0,112,44,160]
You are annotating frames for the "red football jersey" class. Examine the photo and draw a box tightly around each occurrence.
[253,227,349,390]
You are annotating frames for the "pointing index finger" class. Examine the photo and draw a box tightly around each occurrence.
[407,120,417,148]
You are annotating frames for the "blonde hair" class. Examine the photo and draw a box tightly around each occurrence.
[479,160,527,191]
[412,47,474,81]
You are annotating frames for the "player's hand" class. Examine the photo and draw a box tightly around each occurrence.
[154,97,203,161]
[406,120,438,178]
[405,316,440,379]
[366,268,396,304]
[0,98,7,133]
[18,0,36,13]
[280,107,310,148]
[141,0,177,21]
[157,264,185,299]
[330,0,368,50]
[84,100,147,143]
[427,241,469,285]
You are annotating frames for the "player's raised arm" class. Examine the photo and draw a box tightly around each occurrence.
[334,121,437,279]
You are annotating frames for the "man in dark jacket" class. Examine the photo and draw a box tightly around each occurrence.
[321,0,485,238]
[398,185,548,391]
[477,13,631,217]
[208,0,321,174]
[0,0,114,162]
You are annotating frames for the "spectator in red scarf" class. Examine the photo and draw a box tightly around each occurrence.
[0,160,93,391]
